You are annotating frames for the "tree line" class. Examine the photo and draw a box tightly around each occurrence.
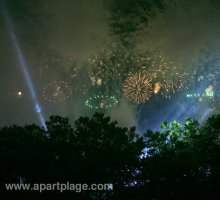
[0,113,219,199]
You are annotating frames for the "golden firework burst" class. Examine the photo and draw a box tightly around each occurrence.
[123,73,153,104]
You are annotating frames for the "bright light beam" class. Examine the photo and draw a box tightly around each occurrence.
[2,2,46,128]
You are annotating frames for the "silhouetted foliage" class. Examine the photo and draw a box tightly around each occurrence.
[0,113,219,199]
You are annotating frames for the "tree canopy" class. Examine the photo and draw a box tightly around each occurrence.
[0,113,219,199]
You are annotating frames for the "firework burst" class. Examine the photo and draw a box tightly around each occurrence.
[85,95,118,109]
[84,48,128,97]
[123,73,153,104]
[122,52,190,98]
[70,49,190,100]
[42,80,72,102]
[147,55,190,98]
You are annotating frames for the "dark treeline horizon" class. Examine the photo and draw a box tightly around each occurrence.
[0,112,219,199]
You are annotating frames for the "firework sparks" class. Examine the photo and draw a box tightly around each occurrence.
[123,52,190,98]
[70,49,190,100]
[42,80,72,102]
[148,55,190,98]
[123,73,153,104]
[154,82,161,94]
[85,95,118,109]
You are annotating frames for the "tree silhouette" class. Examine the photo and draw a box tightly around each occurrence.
[0,113,219,199]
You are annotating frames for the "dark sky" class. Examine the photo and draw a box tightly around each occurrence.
[1,0,220,132]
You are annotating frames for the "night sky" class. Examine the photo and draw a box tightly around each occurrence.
[1,0,220,133]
